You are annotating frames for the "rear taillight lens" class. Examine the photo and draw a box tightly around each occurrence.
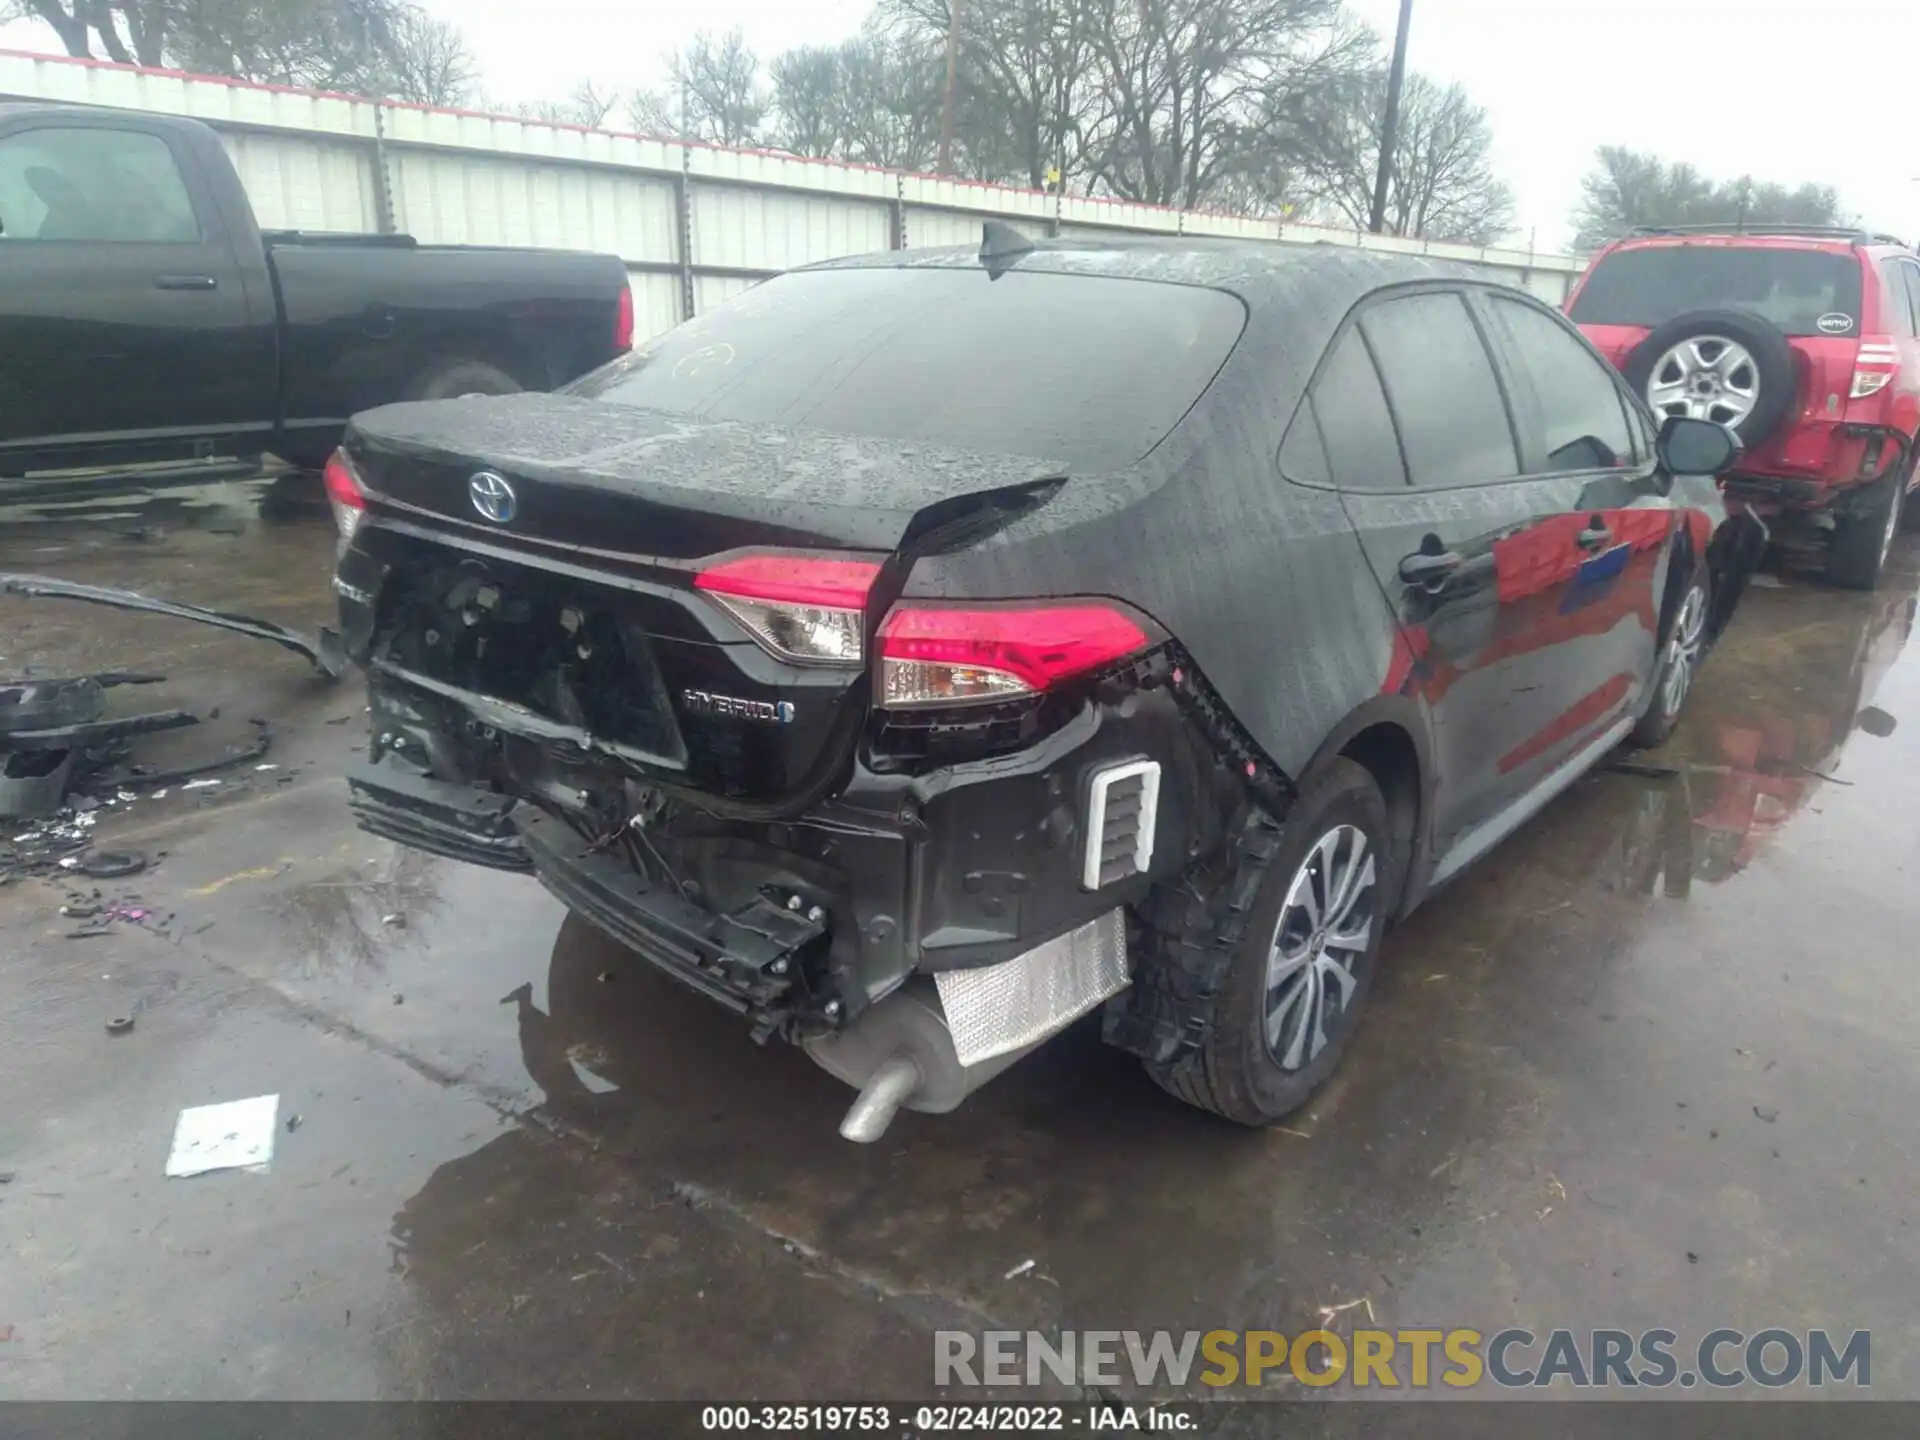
[876,603,1152,708]
[322,449,367,542]
[615,283,636,351]
[694,553,882,666]
[1851,336,1898,398]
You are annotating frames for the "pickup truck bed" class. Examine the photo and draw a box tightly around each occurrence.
[0,102,634,485]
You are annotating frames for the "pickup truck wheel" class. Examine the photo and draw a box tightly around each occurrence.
[1631,572,1710,749]
[408,358,522,401]
[1142,758,1390,1127]
[1826,470,1904,591]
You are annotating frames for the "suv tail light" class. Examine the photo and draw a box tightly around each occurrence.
[877,602,1153,708]
[322,449,367,542]
[695,553,882,666]
[1851,336,1899,398]
[614,283,636,352]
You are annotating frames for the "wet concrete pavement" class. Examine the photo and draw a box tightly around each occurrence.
[3,482,1917,1403]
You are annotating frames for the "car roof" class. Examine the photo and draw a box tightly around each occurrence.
[807,235,1486,311]
[1600,231,1915,260]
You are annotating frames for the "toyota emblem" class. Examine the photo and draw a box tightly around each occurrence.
[468,470,516,524]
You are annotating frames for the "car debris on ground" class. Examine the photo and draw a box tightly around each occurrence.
[0,573,345,677]
[165,1094,280,1178]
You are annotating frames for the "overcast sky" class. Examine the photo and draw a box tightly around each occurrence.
[5,0,1917,250]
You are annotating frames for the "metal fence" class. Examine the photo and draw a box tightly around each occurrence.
[1,47,1587,342]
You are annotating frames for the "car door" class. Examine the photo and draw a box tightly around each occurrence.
[1305,286,1646,869]
[0,118,272,471]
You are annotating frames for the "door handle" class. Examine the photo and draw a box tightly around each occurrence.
[154,274,218,291]
[1577,518,1614,551]
[1398,548,1463,585]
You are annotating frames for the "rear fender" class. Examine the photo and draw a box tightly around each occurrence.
[1290,693,1434,919]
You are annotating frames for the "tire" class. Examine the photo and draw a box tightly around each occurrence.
[1622,309,1795,448]
[1631,570,1710,748]
[1826,470,1904,591]
[1897,455,1920,532]
[406,357,523,401]
[1141,758,1391,1127]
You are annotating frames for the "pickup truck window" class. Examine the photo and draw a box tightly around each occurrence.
[0,127,200,243]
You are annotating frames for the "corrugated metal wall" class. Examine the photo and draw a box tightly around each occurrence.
[0,48,1587,338]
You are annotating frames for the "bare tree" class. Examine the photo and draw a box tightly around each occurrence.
[1572,146,1846,250]
[665,29,769,146]
[373,5,471,106]
[1,0,147,60]
[1075,0,1374,211]
[768,29,943,169]
[882,0,1097,188]
[153,0,413,90]
[519,80,619,128]
[1310,71,1513,244]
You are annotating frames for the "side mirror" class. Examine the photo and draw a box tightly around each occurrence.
[1656,415,1742,477]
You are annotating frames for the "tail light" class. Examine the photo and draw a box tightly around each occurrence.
[694,553,881,666]
[614,283,636,352]
[877,602,1153,708]
[1851,336,1899,399]
[322,449,367,542]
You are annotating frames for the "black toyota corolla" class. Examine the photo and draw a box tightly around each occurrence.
[327,231,1761,1140]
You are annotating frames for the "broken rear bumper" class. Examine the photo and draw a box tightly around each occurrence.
[346,761,530,871]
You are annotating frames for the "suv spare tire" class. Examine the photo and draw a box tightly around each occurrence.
[1622,309,1796,447]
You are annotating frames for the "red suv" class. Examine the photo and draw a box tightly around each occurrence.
[1568,227,1920,589]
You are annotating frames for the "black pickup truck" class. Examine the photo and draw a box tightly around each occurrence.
[0,103,634,488]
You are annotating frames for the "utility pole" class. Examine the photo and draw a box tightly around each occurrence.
[1367,0,1413,235]
[938,0,963,173]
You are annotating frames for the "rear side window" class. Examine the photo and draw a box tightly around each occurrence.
[1570,246,1864,338]
[1482,295,1636,474]
[1360,291,1519,489]
[1307,328,1406,490]
[1886,259,1920,338]
[0,126,200,242]
[571,266,1246,472]
[1904,263,1920,336]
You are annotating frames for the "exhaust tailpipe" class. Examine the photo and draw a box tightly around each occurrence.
[837,1053,923,1144]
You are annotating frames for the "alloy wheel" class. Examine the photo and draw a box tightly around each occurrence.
[1647,337,1759,428]
[1264,824,1377,1070]
[1661,584,1708,718]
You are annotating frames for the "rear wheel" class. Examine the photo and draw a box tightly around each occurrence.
[1143,758,1391,1127]
[1826,471,1904,591]
[407,357,523,401]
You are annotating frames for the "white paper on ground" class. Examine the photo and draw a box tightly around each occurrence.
[165,1094,279,1178]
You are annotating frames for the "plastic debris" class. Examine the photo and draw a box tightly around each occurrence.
[1003,1259,1036,1280]
[77,850,147,879]
[180,779,222,791]
[165,1094,279,1178]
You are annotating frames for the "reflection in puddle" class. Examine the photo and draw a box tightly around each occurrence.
[276,848,447,982]
[1599,574,1916,898]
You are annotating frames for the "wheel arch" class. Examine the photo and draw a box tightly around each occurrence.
[1293,695,1432,921]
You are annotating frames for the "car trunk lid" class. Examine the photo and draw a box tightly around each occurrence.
[342,393,1067,809]
[346,392,1064,559]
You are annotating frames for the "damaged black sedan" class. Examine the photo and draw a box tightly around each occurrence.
[332,232,1757,1140]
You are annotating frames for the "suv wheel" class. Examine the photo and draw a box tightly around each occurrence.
[1622,310,1796,447]
[1827,470,1904,591]
[1632,571,1709,748]
[1142,758,1391,1127]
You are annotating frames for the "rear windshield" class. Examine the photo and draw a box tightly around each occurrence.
[1569,246,1864,337]
[570,266,1246,471]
